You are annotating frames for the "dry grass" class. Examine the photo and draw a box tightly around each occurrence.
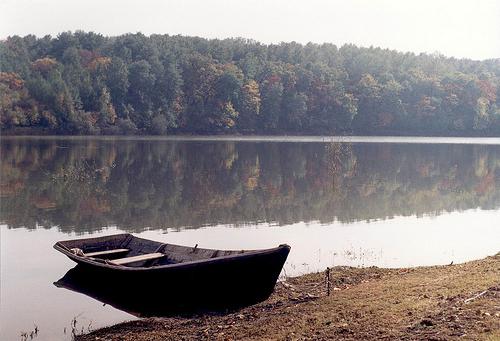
[78,254,500,341]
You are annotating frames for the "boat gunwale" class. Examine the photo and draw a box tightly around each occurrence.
[54,234,290,272]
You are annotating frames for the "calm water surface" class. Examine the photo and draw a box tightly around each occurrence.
[1,137,500,340]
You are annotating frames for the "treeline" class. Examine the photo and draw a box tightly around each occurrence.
[1,31,500,136]
[2,140,499,232]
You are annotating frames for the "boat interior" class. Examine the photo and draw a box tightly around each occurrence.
[56,234,248,267]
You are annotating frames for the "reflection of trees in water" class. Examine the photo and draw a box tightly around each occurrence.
[1,139,500,233]
[326,142,356,191]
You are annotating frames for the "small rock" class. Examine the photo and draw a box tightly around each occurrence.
[420,319,434,327]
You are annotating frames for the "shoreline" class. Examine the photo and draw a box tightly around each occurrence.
[77,254,499,340]
[3,134,500,145]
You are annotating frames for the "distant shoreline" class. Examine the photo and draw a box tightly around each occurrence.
[3,134,500,145]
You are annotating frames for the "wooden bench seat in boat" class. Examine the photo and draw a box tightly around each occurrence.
[83,248,129,257]
[109,252,165,265]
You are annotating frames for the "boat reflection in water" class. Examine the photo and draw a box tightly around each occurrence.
[55,266,155,317]
[53,234,290,317]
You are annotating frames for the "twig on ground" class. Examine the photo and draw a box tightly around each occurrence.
[464,290,488,304]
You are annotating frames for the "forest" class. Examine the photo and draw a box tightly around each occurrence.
[1,31,500,136]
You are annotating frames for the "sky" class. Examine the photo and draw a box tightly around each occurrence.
[1,0,499,60]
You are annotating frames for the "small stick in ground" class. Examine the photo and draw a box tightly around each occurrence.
[326,267,331,296]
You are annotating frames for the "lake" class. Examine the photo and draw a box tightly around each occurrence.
[1,136,500,340]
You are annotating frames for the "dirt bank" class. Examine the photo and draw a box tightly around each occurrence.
[78,254,499,340]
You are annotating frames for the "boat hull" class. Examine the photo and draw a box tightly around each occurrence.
[54,234,290,315]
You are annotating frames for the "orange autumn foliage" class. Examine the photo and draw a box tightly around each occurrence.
[31,57,58,73]
[0,72,24,90]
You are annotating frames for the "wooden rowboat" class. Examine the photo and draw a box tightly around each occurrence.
[54,233,290,312]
